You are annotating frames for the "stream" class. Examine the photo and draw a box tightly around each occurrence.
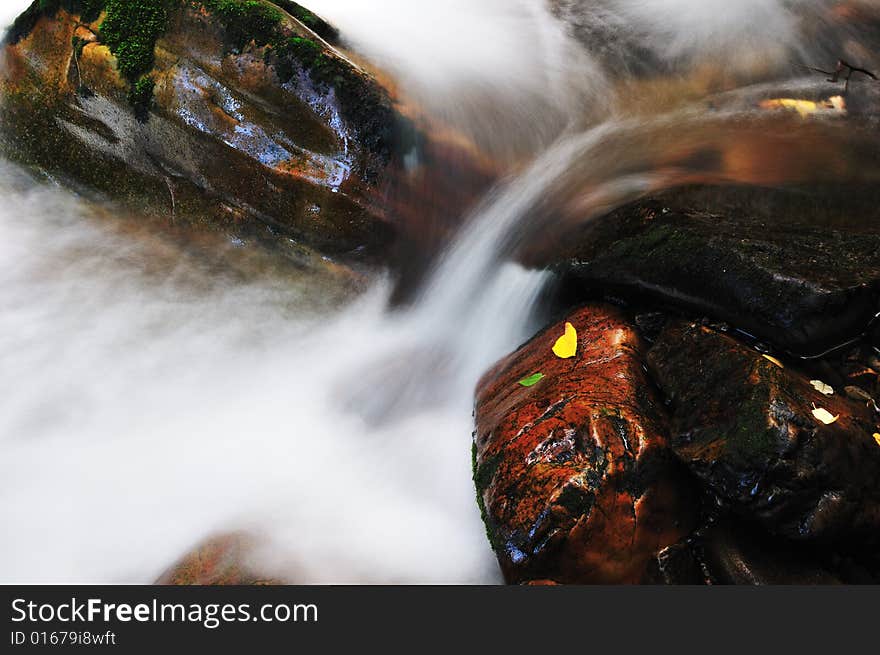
[1,0,879,582]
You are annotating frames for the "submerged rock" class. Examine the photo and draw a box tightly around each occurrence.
[647,321,880,543]
[556,187,880,355]
[473,304,695,584]
[0,1,401,257]
[156,533,278,585]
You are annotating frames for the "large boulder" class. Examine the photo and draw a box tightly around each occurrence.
[0,1,402,257]
[647,320,880,544]
[473,304,695,584]
[555,187,880,355]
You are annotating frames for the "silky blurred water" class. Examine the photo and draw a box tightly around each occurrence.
[0,0,563,583]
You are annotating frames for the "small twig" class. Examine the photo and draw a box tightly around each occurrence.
[805,60,878,95]
[72,43,82,88]
[144,152,178,223]
[163,176,176,223]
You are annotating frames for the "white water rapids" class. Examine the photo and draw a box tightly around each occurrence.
[1,0,878,582]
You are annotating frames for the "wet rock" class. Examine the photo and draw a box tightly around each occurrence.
[155,533,278,585]
[646,540,708,585]
[557,187,880,355]
[473,304,696,584]
[647,321,880,543]
[646,517,843,585]
[551,0,880,84]
[0,2,402,257]
[698,519,842,585]
[385,126,499,303]
[272,1,340,44]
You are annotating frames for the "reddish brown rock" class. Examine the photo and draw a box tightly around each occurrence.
[155,533,277,585]
[473,305,696,584]
[647,322,880,543]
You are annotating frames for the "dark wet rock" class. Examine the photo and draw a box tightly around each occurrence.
[551,0,880,83]
[660,511,880,584]
[0,2,402,257]
[548,0,665,78]
[155,533,278,585]
[557,187,880,355]
[386,128,499,303]
[645,540,709,585]
[272,1,339,44]
[645,518,843,585]
[647,321,880,544]
[697,519,841,585]
[473,304,696,584]
[650,514,880,584]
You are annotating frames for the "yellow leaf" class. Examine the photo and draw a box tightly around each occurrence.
[759,97,846,118]
[760,98,818,117]
[762,354,784,368]
[811,405,839,425]
[552,322,578,359]
[810,380,834,396]
[874,433,880,447]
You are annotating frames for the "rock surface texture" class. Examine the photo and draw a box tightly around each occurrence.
[473,304,695,584]
[559,190,880,355]
[0,1,401,257]
[647,321,880,544]
[475,302,880,584]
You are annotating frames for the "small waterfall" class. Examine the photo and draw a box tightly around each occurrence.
[3,0,880,583]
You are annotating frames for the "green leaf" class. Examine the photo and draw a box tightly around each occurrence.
[518,373,545,387]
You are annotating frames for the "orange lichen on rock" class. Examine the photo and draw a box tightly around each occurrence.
[473,305,695,584]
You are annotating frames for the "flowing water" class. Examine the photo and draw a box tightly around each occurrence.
[2,0,880,582]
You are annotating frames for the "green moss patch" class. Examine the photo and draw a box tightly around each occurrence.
[472,441,503,552]
[127,75,155,120]
[196,2,342,83]
[6,0,394,162]
[4,1,172,114]
[202,0,283,51]
[271,0,338,43]
[99,0,175,81]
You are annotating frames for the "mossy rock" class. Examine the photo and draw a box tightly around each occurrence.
[556,187,880,355]
[647,321,880,543]
[0,1,404,258]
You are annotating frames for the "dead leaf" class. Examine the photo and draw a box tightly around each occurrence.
[760,98,818,117]
[759,96,847,117]
[874,433,880,447]
[552,322,578,359]
[762,354,784,368]
[811,405,840,425]
[810,380,834,396]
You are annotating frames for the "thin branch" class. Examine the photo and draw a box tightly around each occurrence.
[805,59,878,95]
[163,176,176,223]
